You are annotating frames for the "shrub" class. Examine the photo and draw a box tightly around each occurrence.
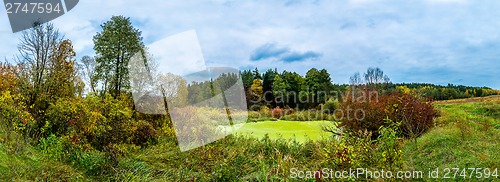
[131,120,157,147]
[376,118,403,170]
[0,91,35,154]
[322,98,339,114]
[38,134,66,160]
[198,107,229,124]
[247,111,260,119]
[43,97,87,137]
[339,91,437,139]
[0,63,18,93]
[259,106,271,118]
[171,106,223,149]
[0,91,35,134]
[270,107,283,119]
[283,106,294,115]
[390,93,438,139]
[44,94,156,150]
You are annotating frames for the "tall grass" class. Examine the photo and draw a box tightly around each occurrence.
[403,98,500,180]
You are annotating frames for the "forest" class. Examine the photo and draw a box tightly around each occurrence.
[1,16,499,181]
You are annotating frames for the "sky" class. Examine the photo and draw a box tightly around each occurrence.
[1,0,499,89]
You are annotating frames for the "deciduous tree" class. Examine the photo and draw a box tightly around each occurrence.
[93,16,145,98]
[16,22,62,109]
[81,56,97,93]
[364,67,390,89]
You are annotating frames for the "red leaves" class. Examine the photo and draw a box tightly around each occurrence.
[270,106,283,119]
[339,91,437,139]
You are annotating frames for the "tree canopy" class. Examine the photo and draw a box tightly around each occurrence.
[93,15,145,98]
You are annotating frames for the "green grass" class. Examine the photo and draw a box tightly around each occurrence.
[2,96,499,181]
[0,145,87,181]
[403,96,500,181]
[232,120,334,142]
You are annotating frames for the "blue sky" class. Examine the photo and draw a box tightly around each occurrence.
[1,0,499,89]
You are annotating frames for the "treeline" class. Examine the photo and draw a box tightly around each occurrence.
[186,67,343,110]
[241,68,337,110]
[193,67,499,110]
[392,83,499,100]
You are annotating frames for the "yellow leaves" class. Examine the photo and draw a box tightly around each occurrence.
[0,91,35,133]
[396,86,412,94]
[0,63,18,93]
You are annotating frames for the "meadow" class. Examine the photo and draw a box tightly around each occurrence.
[1,96,498,181]
[403,96,500,177]
[233,120,332,143]
[2,15,500,181]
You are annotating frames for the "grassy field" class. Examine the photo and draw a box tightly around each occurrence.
[403,96,500,179]
[232,120,333,142]
[1,96,499,181]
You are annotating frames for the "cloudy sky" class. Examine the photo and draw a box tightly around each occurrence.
[1,0,499,88]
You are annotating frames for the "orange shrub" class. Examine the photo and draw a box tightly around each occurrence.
[339,91,437,139]
[270,106,283,119]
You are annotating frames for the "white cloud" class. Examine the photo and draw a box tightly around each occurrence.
[0,0,499,89]
[149,30,206,76]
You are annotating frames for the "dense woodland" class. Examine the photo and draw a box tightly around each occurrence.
[186,67,499,110]
[236,68,500,107]
[1,16,499,180]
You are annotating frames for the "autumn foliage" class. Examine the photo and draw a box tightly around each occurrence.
[0,62,17,93]
[339,90,438,139]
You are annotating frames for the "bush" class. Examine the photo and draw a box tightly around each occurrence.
[322,98,339,114]
[283,106,294,115]
[0,63,18,93]
[339,91,437,139]
[247,111,260,120]
[270,107,283,119]
[131,120,157,147]
[44,94,158,150]
[0,91,35,154]
[0,91,35,134]
[170,106,223,149]
[38,134,66,160]
[376,119,403,170]
[259,106,271,118]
